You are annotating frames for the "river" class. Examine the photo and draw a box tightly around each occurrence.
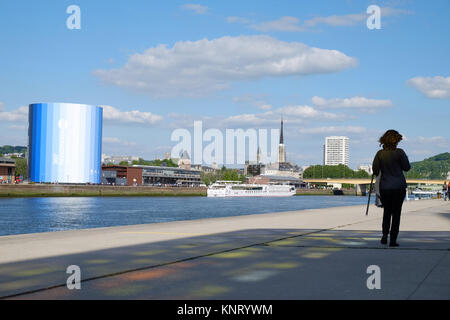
[0,196,375,236]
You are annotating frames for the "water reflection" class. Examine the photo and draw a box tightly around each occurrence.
[0,196,373,236]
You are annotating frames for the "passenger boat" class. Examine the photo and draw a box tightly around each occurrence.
[411,189,437,199]
[207,181,296,197]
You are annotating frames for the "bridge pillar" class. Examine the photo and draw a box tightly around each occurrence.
[356,184,367,196]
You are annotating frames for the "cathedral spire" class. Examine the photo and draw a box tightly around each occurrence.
[278,117,286,163]
[279,116,284,145]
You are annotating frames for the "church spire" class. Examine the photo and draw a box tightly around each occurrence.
[278,117,286,163]
[279,116,284,145]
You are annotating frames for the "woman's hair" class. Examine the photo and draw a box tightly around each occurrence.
[379,130,403,150]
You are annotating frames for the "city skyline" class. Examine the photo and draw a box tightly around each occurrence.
[1,1,449,168]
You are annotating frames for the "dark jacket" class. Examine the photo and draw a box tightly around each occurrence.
[372,148,411,190]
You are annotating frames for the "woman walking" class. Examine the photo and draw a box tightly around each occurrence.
[372,130,411,247]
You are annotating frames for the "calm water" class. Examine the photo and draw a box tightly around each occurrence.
[0,196,373,236]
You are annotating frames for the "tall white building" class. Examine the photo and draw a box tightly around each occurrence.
[324,136,349,166]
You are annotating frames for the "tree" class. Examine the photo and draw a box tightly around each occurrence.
[405,152,450,179]
[119,161,129,166]
[14,158,28,179]
[200,166,244,185]
[303,164,370,179]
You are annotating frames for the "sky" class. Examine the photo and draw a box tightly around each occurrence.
[0,0,449,169]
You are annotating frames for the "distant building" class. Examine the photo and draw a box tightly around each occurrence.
[101,165,143,186]
[3,153,25,158]
[324,136,349,166]
[137,165,201,186]
[0,157,15,184]
[358,164,373,175]
[264,162,303,179]
[191,164,218,174]
[178,150,191,170]
[103,155,140,165]
[244,163,265,177]
[248,118,302,179]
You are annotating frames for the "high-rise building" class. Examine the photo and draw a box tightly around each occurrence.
[324,136,349,166]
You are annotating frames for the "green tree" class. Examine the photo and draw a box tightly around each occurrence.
[200,166,244,185]
[304,164,369,179]
[405,152,450,179]
[14,158,28,179]
[119,161,129,166]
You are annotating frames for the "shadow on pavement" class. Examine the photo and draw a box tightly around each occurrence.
[1,229,449,300]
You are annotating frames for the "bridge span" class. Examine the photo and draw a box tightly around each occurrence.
[303,178,446,185]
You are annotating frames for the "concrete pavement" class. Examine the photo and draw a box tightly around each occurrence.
[0,199,449,299]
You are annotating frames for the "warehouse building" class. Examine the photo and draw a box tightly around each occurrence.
[136,165,201,186]
[101,166,143,186]
[0,157,15,184]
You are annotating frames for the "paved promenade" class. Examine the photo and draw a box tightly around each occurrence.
[0,199,449,299]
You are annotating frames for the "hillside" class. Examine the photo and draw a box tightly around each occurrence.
[405,152,450,179]
[0,145,27,155]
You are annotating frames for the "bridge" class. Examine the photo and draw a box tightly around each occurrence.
[303,178,446,195]
[303,178,447,185]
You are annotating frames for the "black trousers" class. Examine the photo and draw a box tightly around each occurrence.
[380,189,406,241]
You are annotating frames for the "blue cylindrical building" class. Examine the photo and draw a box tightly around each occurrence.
[28,103,103,184]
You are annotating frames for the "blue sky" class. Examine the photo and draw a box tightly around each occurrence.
[0,0,449,168]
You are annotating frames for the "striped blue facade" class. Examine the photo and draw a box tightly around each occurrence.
[28,103,103,184]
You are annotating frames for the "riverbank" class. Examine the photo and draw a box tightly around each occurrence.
[0,184,359,197]
[0,184,206,197]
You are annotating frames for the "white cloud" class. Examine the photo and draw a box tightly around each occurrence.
[233,94,272,110]
[298,126,367,135]
[407,76,450,99]
[94,35,357,97]
[304,7,412,27]
[277,105,343,120]
[406,136,449,147]
[227,16,250,24]
[250,16,304,32]
[312,96,393,110]
[304,13,365,27]
[221,105,345,127]
[103,137,136,146]
[181,4,208,15]
[101,105,163,126]
[223,112,276,126]
[228,7,411,32]
[0,103,28,122]
[8,124,28,130]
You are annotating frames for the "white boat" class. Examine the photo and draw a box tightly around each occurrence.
[207,181,296,197]
[411,189,437,199]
